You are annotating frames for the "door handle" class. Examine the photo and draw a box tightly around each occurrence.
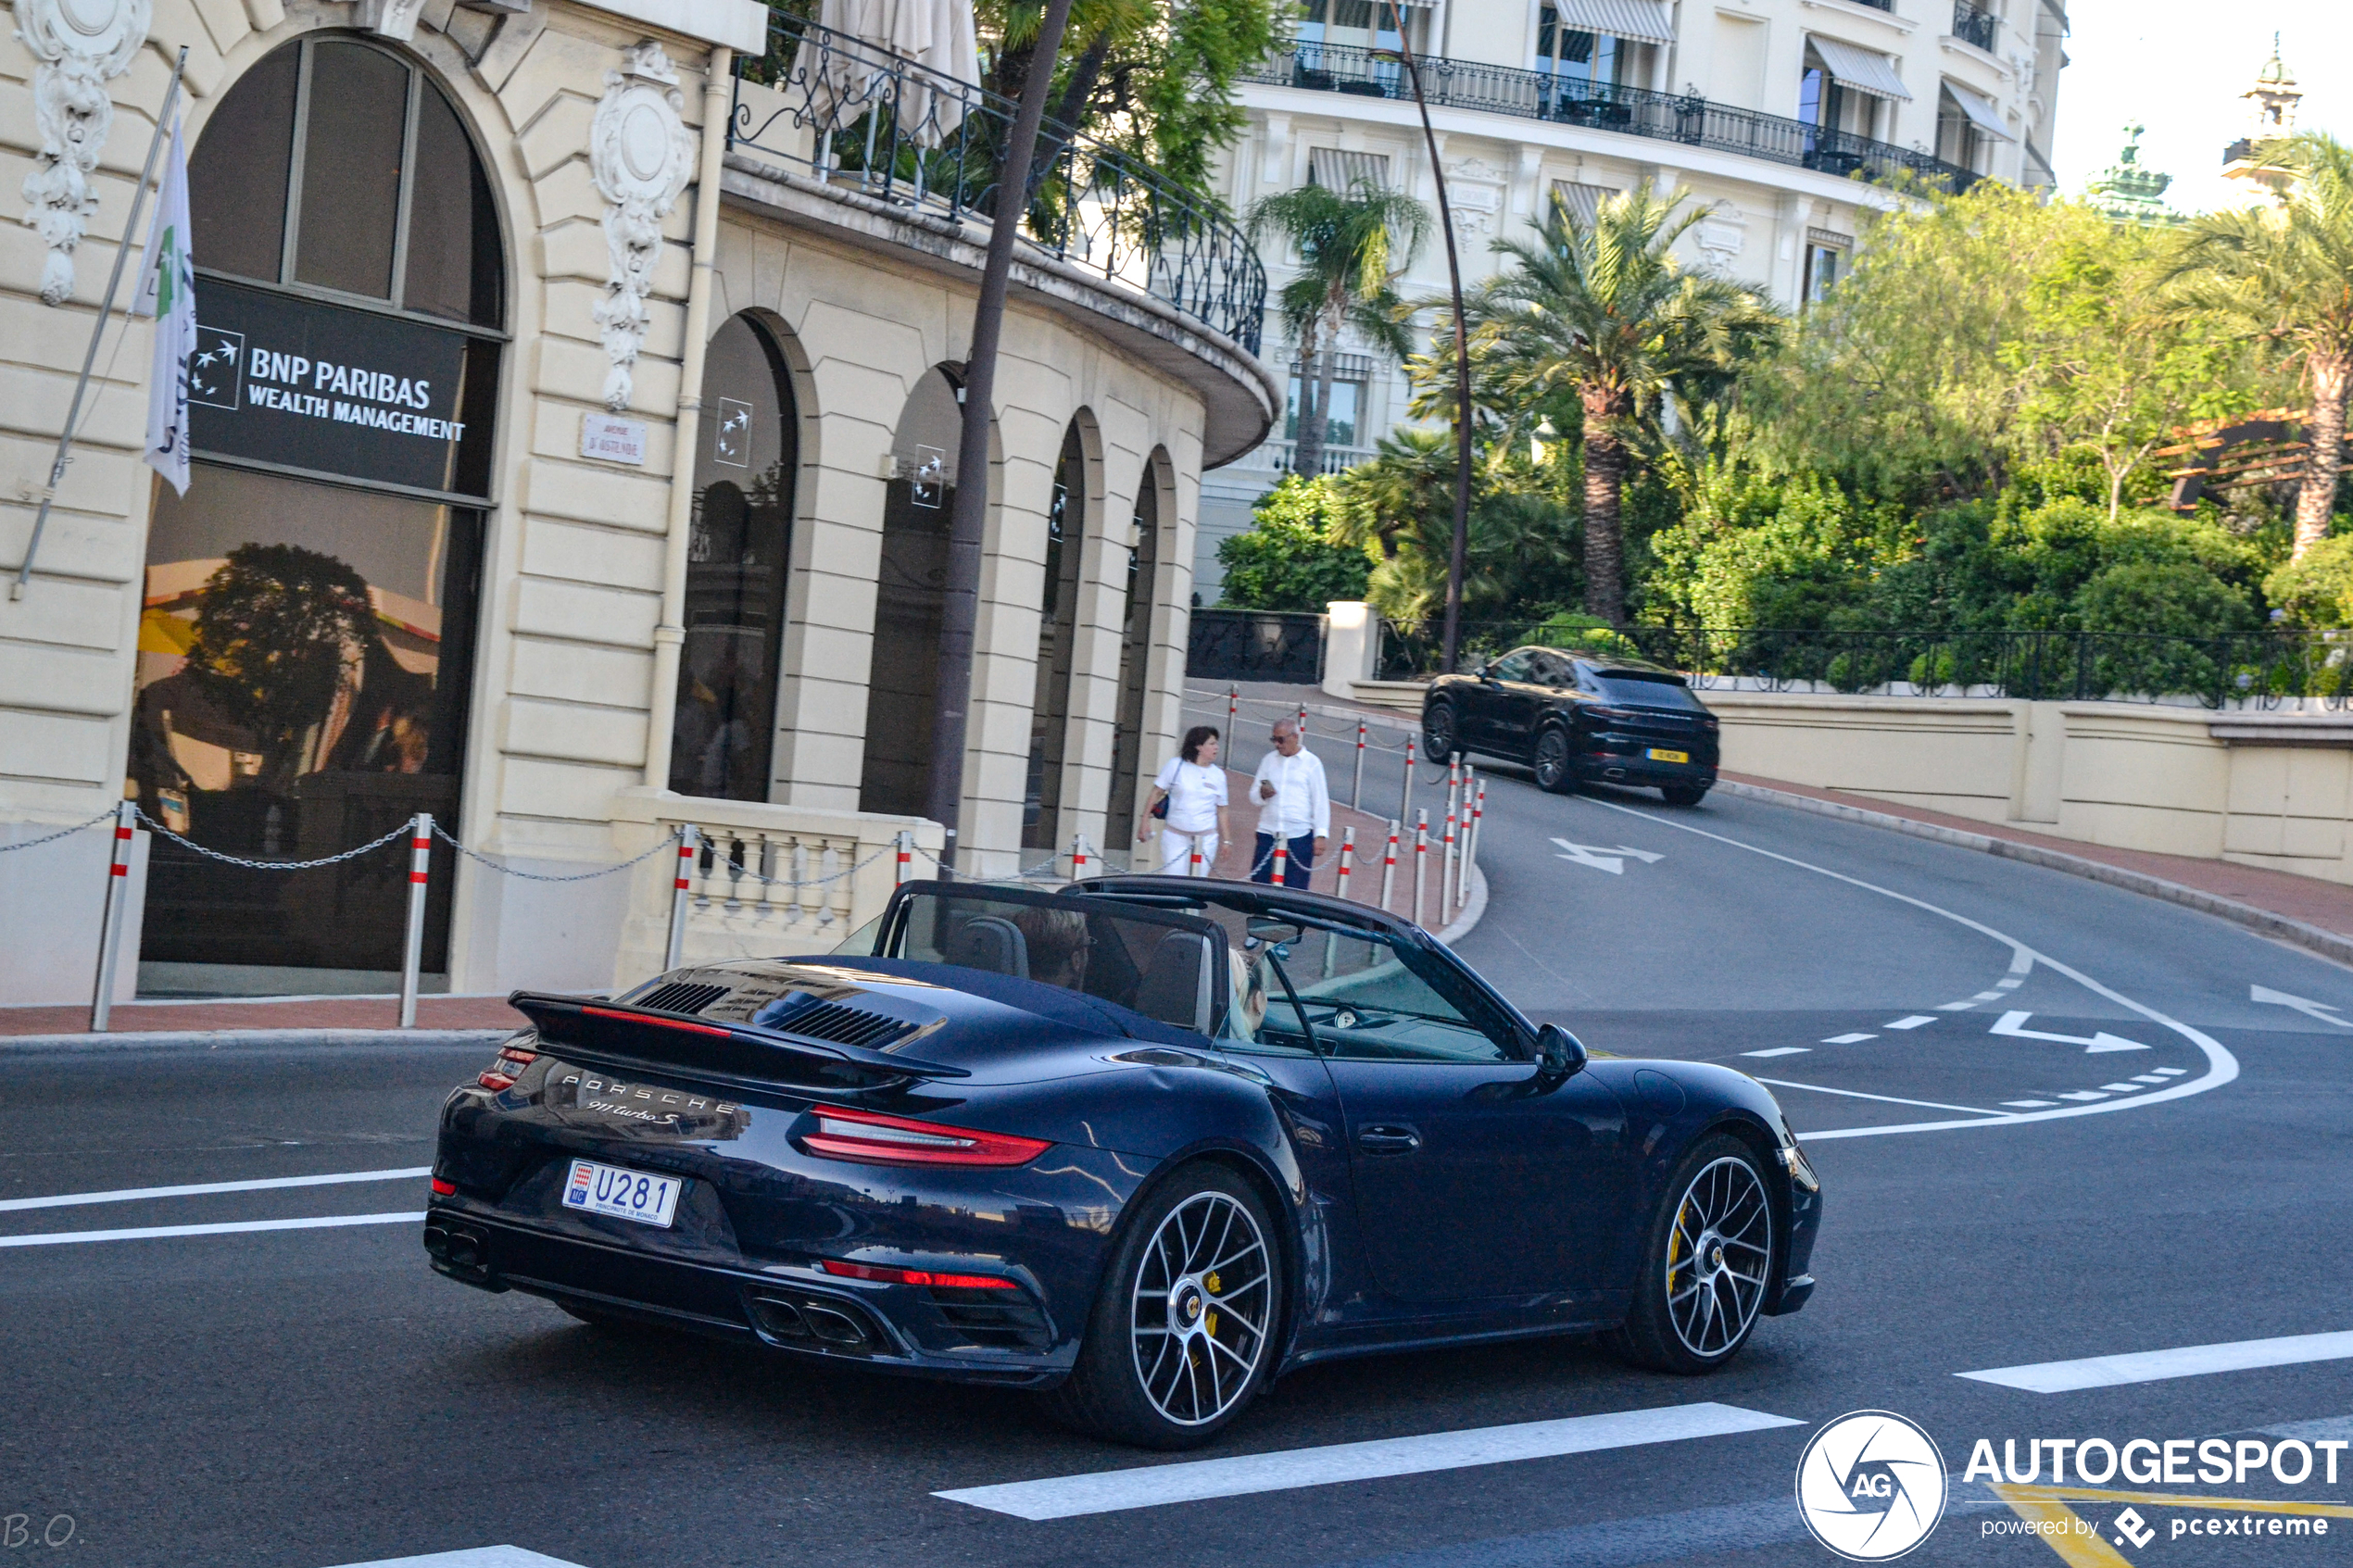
[1355,1124,1422,1155]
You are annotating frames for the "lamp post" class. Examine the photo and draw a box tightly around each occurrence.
[1378,7,1473,675]
[924,0,1079,878]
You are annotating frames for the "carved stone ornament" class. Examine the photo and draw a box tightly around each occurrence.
[587,40,697,412]
[18,0,153,305]
[353,0,432,43]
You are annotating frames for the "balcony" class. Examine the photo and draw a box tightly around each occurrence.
[1227,437,1379,476]
[1950,2,1998,52]
[730,14,1267,355]
[1244,40,1982,196]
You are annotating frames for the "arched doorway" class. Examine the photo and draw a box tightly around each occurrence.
[1104,454,1166,850]
[129,36,504,991]
[1022,422,1088,853]
[858,366,963,818]
[669,313,797,800]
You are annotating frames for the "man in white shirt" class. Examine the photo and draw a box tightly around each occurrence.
[1251,717,1329,887]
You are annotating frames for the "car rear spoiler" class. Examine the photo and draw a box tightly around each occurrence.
[508,992,972,1090]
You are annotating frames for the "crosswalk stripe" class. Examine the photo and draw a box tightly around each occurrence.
[1958,1330,2353,1392]
[933,1402,1799,1520]
[0,1212,425,1248]
[0,1167,432,1213]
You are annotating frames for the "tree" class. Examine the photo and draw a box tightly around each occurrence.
[1247,180,1431,481]
[2167,132,2353,558]
[1214,475,1368,609]
[181,544,376,791]
[1467,186,1780,623]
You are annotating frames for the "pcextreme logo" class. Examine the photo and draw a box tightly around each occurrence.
[1795,1411,1951,1562]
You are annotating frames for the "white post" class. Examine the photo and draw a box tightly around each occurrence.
[1335,824,1356,902]
[1464,771,1483,912]
[895,829,912,885]
[1352,718,1366,807]
[665,824,700,971]
[1271,835,1290,886]
[398,812,433,1029]
[89,799,136,1032]
[1412,809,1429,928]
[1378,819,1400,912]
[1071,832,1090,881]
[1442,758,1461,916]
[1400,734,1416,828]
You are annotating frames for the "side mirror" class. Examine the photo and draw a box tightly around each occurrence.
[1534,1022,1588,1082]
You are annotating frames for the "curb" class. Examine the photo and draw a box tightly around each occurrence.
[1715,779,2353,971]
[0,1027,514,1053]
[1435,863,1489,947]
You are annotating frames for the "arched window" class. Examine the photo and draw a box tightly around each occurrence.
[1023,422,1088,852]
[860,366,963,818]
[1104,458,1164,849]
[130,38,505,988]
[669,313,798,799]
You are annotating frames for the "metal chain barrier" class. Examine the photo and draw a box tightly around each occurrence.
[0,806,117,853]
[134,807,411,871]
[433,822,681,883]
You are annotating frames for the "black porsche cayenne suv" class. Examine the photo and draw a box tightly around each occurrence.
[1420,646,1720,805]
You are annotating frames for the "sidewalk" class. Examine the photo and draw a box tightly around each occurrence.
[1720,771,2353,964]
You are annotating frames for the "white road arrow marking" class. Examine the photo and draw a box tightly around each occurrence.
[2249,984,2353,1028]
[1550,838,1665,875]
[1990,1010,2148,1053]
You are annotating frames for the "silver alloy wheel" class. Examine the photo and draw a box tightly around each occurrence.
[1425,706,1455,758]
[1664,1155,1771,1359]
[1129,1190,1273,1426]
[1535,729,1569,788]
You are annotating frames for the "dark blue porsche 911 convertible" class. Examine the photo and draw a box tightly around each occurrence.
[424,875,1821,1448]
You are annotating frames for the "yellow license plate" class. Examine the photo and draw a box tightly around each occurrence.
[1648,748,1690,764]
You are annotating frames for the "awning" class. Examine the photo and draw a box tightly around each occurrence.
[1942,79,2015,142]
[1808,35,1912,101]
[1550,0,1676,45]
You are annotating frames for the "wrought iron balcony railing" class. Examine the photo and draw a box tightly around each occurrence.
[731,13,1267,355]
[1950,3,1998,52]
[1244,40,1982,197]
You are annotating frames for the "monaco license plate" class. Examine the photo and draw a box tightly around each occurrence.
[1648,747,1690,764]
[561,1160,682,1227]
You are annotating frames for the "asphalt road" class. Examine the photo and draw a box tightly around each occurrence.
[4,700,2349,1568]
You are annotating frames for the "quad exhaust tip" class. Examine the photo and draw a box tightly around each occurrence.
[749,1290,883,1350]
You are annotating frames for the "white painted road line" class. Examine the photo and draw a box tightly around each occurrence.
[1884,1016,1937,1030]
[1935,1001,1979,1011]
[1751,1078,2003,1116]
[1743,1047,1810,1058]
[321,1550,587,1568]
[1820,1033,1877,1045]
[2002,1100,2058,1109]
[0,1167,432,1213]
[0,1212,425,1248]
[934,1402,1800,1520]
[1576,794,2237,1140]
[1959,1330,2353,1392]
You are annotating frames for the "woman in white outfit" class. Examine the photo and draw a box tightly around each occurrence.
[1140,725,1229,875]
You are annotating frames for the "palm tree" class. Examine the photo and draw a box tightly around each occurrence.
[1468,186,1780,623]
[2166,132,2353,558]
[1247,179,1431,481]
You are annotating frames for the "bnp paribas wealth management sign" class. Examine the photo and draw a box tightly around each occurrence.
[187,279,494,498]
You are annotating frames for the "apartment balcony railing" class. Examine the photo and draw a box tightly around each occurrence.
[1244,41,1981,196]
[1950,2,1998,52]
[731,13,1267,354]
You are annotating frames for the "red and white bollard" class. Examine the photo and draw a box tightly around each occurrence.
[1351,718,1366,807]
[1228,684,1239,731]
[665,824,700,972]
[1442,760,1461,917]
[89,798,137,1032]
[1466,775,1486,911]
[1335,825,1355,902]
[894,829,912,885]
[1378,819,1400,912]
[1270,835,1289,887]
[1400,734,1416,828]
[1412,809,1429,928]
[1188,834,1206,877]
[398,811,434,1029]
[1070,833,1090,880]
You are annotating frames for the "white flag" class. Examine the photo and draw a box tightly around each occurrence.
[138,114,196,496]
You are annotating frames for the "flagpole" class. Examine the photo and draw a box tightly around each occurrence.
[12,46,188,601]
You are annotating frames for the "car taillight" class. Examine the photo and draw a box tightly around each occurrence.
[430,1177,457,1197]
[1588,707,1638,722]
[798,1104,1051,1168]
[819,1259,1018,1289]
[477,1038,539,1091]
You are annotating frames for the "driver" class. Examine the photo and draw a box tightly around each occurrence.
[1013,907,1093,993]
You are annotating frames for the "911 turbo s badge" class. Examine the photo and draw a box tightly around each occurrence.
[552,1073,749,1140]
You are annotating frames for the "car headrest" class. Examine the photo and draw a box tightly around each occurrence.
[1131,930,1210,1033]
[944,915,1028,980]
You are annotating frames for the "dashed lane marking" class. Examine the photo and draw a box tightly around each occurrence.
[2003,1100,2059,1108]
[1572,795,2237,1139]
[0,1212,424,1248]
[933,1402,1800,1520]
[1958,1330,2353,1392]
[1884,1016,1937,1029]
[1742,1047,1810,1058]
[1996,976,2025,989]
[1820,1033,1877,1044]
[0,1167,432,1213]
[1936,1001,1980,1011]
[1751,1078,2004,1117]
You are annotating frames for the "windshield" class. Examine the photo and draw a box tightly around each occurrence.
[881,884,1219,1033]
[1592,672,1705,711]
